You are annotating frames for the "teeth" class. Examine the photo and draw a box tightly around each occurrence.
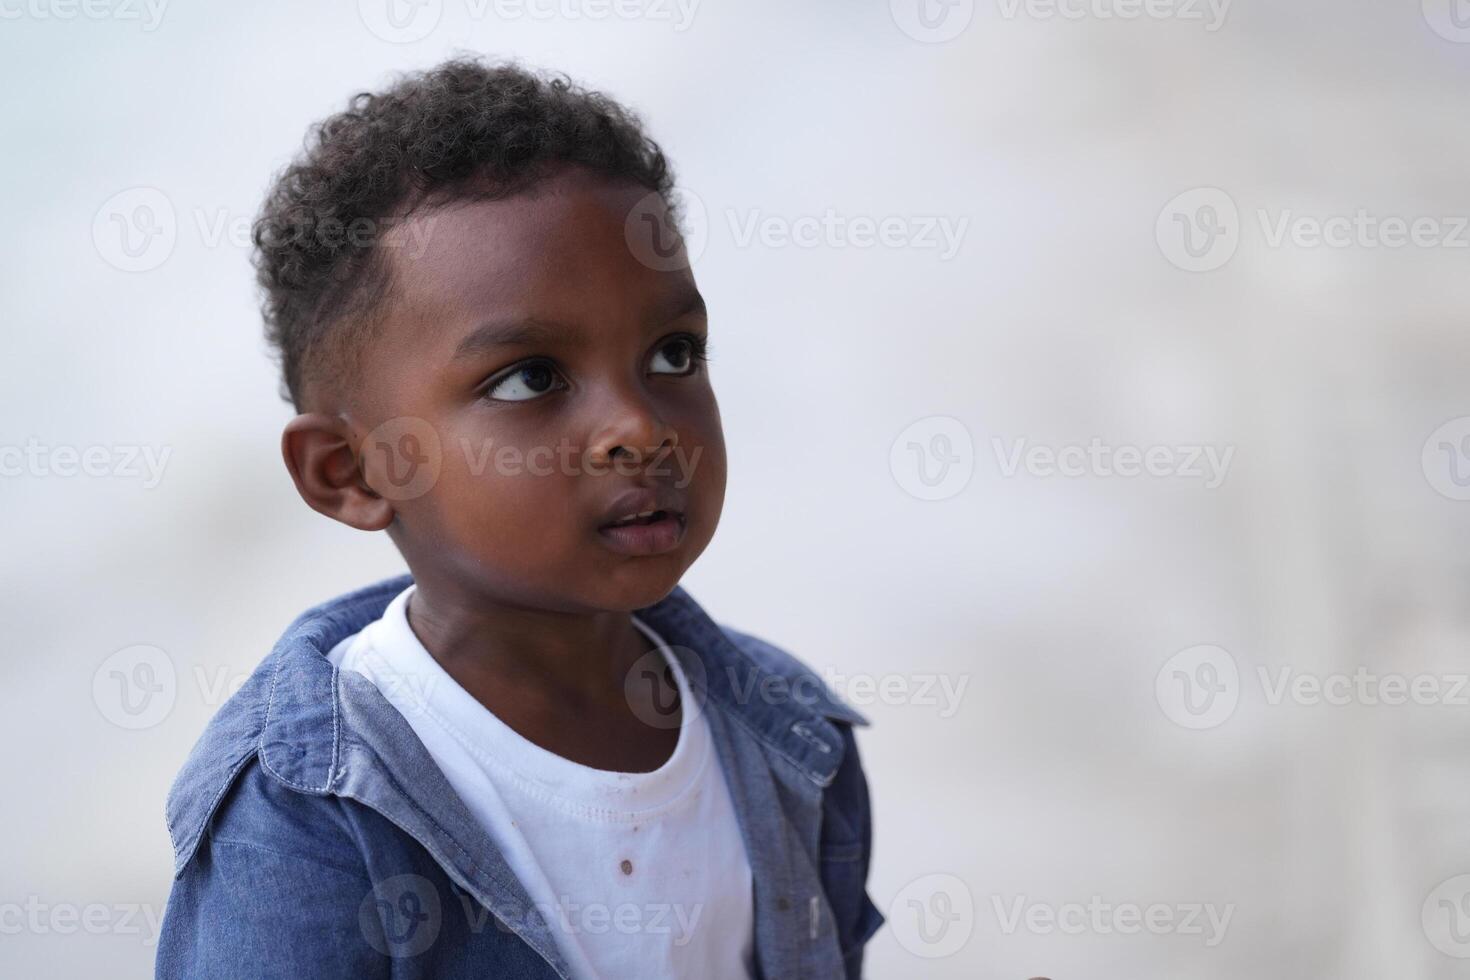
[611,509,660,525]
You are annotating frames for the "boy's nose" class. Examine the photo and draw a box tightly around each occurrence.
[586,402,679,469]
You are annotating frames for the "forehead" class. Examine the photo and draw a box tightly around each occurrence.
[378,168,691,338]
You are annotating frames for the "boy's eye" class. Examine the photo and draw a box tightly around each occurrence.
[485,362,565,402]
[649,337,703,376]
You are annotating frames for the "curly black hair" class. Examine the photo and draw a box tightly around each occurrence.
[252,57,674,412]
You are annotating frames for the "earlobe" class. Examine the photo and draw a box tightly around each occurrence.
[281,413,395,532]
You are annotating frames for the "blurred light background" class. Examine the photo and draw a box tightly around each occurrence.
[3,0,1470,976]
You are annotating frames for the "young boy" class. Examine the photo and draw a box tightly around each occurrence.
[156,59,882,979]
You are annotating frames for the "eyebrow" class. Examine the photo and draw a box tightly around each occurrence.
[452,317,586,360]
[451,287,707,362]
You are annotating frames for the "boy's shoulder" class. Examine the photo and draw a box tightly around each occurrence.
[715,623,869,728]
[163,574,412,875]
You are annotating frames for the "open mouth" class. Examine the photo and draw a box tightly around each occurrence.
[597,508,686,556]
[601,509,679,529]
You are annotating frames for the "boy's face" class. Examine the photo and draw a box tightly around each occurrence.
[331,167,726,614]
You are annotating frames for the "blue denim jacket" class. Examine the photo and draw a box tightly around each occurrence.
[156,574,883,979]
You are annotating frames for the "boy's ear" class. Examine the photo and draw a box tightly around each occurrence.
[281,414,395,531]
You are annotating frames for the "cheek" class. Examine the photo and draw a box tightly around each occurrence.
[696,430,727,490]
[423,445,580,543]
[680,411,727,513]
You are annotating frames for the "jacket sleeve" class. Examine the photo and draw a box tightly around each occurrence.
[820,722,885,979]
[155,762,391,980]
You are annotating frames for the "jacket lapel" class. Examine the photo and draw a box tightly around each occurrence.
[334,670,574,979]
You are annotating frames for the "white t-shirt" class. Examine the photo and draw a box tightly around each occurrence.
[327,586,755,980]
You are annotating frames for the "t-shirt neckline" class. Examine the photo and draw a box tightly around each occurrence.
[355,585,709,817]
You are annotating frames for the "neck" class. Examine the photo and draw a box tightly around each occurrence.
[402,574,652,711]
[398,572,681,772]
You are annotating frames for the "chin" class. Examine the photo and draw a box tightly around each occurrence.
[593,558,693,612]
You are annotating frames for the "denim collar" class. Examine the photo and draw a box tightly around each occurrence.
[248,572,860,790]
[167,573,864,977]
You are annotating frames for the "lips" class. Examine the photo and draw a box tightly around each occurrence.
[596,488,687,556]
[596,488,686,531]
[604,509,676,528]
